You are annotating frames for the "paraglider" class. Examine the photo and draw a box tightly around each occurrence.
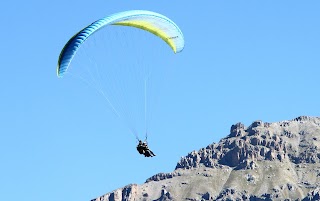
[137,140,156,157]
[57,10,184,156]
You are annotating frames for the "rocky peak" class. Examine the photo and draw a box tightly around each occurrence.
[176,116,320,170]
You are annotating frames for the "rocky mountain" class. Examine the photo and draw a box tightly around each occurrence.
[91,116,320,201]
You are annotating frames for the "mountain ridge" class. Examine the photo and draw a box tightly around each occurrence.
[92,116,320,201]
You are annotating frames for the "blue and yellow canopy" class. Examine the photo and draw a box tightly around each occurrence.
[57,10,185,77]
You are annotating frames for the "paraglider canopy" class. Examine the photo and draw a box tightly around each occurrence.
[57,10,184,77]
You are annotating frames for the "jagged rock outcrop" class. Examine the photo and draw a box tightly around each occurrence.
[92,116,320,201]
[94,184,138,201]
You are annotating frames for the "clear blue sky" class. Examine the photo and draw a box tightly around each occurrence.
[1,1,320,201]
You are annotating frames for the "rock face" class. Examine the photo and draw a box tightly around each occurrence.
[92,116,320,201]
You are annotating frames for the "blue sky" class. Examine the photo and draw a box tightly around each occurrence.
[1,1,320,201]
